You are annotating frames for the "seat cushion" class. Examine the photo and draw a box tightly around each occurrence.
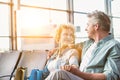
[17,50,47,76]
[0,51,21,78]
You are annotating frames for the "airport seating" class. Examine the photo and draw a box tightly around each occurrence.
[0,51,21,80]
[0,43,83,80]
[0,50,47,80]
[16,50,47,77]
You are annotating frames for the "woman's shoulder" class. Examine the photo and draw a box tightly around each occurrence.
[65,48,79,58]
[68,48,79,54]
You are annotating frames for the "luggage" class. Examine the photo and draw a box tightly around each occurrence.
[14,67,27,80]
[29,69,43,80]
[29,66,49,80]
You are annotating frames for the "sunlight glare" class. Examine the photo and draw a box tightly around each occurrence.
[17,8,52,36]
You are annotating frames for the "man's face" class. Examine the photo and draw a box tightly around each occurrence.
[85,18,96,39]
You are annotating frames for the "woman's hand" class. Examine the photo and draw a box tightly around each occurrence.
[60,65,79,74]
[60,65,72,71]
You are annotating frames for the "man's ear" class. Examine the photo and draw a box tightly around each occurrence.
[95,23,99,30]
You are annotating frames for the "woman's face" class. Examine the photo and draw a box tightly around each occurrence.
[59,28,74,46]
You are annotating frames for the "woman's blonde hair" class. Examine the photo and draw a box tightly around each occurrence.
[54,23,75,43]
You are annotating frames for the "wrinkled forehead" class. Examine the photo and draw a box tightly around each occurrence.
[87,17,98,25]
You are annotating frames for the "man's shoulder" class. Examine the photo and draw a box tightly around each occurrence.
[106,38,120,47]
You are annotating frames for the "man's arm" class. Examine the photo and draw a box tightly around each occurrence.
[61,65,106,80]
[71,67,106,80]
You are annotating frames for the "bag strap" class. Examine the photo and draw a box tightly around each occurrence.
[9,51,23,80]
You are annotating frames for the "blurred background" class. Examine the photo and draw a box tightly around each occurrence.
[0,0,120,51]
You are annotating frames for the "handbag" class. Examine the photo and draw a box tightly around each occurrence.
[14,67,27,80]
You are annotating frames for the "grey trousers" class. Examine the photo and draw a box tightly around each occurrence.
[45,69,84,80]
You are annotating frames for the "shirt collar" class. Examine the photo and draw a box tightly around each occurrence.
[97,35,113,46]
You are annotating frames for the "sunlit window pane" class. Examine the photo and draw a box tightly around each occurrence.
[74,13,88,43]
[17,7,51,36]
[50,11,67,24]
[17,8,67,36]
[48,0,67,10]
[17,37,55,50]
[0,4,10,36]
[21,0,67,10]
[111,0,120,17]
[0,0,9,2]
[21,0,49,8]
[111,0,120,42]
[112,18,120,37]
[73,0,105,12]
[0,38,9,51]
[16,7,60,50]
[74,13,88,37]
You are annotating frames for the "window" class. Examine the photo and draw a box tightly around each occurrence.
[73,0,105,13]
[0,4,10,51]
[111,0,120,42]
[111,0,120,17]
[21,0,67,10]
[0,0,9,2]
[73,0,105,43]
[16,0,68,50]
[0,4,10,36]
[0,0,120,51]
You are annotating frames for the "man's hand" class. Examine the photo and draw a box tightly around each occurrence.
[47,48,57,59]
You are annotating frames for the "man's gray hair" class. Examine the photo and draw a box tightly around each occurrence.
[87,10,111,32]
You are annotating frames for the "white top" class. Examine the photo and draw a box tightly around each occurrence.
[47,49,79,72]
[80,42,97,71]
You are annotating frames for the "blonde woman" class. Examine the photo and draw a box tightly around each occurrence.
[45,23,79,79]
[46,23,79,71]
[29,23,79,80]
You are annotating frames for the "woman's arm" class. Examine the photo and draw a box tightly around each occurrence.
[68,49,80,68]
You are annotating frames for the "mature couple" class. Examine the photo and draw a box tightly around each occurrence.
[30,10,120,80]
